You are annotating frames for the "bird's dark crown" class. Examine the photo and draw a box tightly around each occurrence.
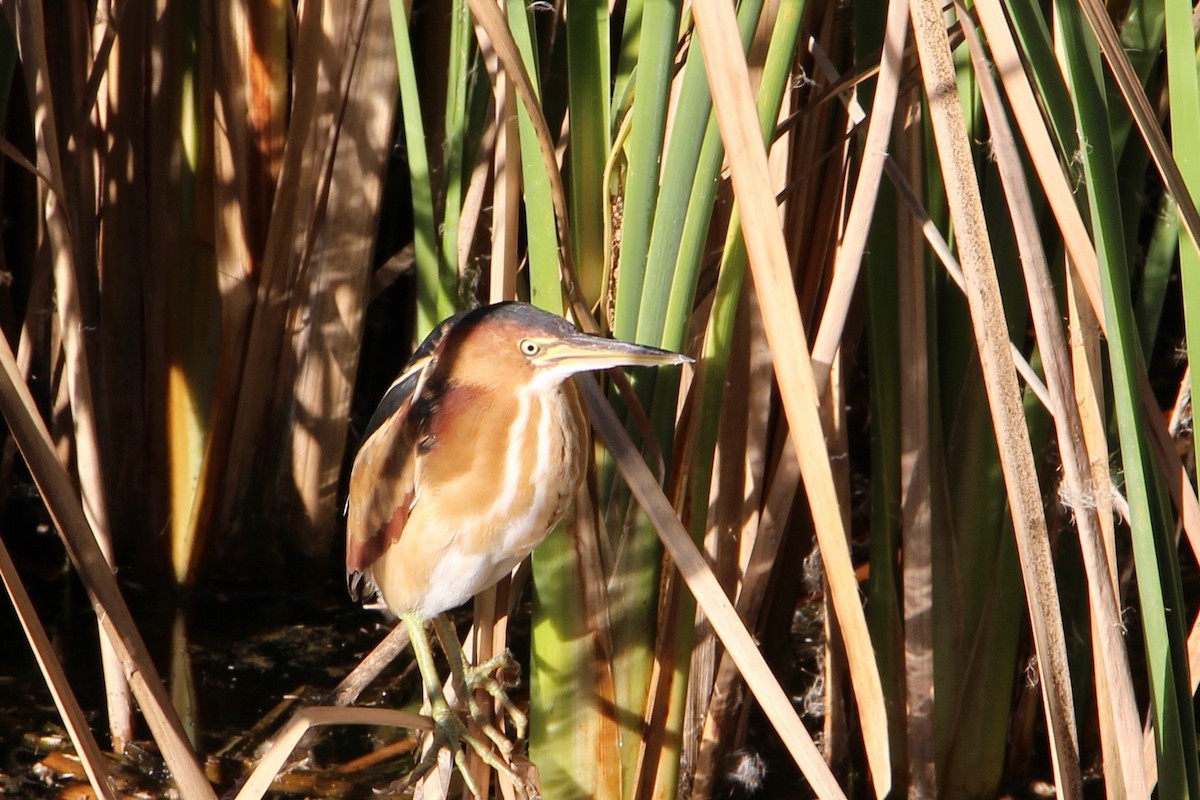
[455,301,577,339]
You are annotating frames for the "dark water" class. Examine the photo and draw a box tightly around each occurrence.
[0,553,422,798]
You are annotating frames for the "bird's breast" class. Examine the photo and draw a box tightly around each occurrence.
[371,381,588,618]
[453,382,587,556]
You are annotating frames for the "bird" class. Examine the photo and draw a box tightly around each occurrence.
[345,301,691,795]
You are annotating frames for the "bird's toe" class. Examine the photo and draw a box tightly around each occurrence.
[463,650,527,739]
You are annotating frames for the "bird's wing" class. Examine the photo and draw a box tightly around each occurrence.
[345,314,462,599]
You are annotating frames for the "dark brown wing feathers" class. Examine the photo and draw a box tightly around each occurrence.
[346,486,415,575]
[345,313,471,598]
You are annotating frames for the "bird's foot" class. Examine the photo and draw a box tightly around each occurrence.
[461,649,528,751]
[398,700,527,799]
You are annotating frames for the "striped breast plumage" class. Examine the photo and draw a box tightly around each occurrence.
[349,365,589,619]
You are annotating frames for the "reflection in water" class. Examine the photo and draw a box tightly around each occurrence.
[0,569,435,797]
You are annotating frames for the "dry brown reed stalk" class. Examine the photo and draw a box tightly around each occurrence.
[5,0,131,751]
[570,482,624,797]
[808,0,907,391]
[485,9,521,302]
[199,0,289,573]
[690,0,892,793]
[907,0,1081,793]
[330,622,412,706]
[280,0,399,558]
[232,706,434,800]
[894,71,936,800]
[1066,259,1126,782]
[466,16,524,793]
[221,0,372,546]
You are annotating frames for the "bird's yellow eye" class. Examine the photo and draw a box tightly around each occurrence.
[519,339,540,357]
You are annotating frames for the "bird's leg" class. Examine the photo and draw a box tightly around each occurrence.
[399,613,522,798]
[432,615,528,753]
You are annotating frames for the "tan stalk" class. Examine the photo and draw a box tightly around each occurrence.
[1066,274,1116,582]
[1068,263,1127,800]
[465,592,500,797]
[233,707,434,800]
[463,0,592,323]
[487,1,520,303]
[817,95,858,771]
[331,622,412,706]
[895,79,935,799]
[222,0,368,536]
[7,0,132,751]
[684,300,750,790]
[459,117,497,278]
[968,0,1101,311]
[822,349,853,768]
[804,25,857,769]
[0,136,46,180]
[809,0,909,390]
[690,0,892,793]
[203,0,287,566]
[283,0,400,556]
[907,0,1082,795]
[574,477,620,693]
[566,487,623,797]
[579,376,848,799]
[85,0,115,140]
[691,291,782,800]
[466,11,523,794]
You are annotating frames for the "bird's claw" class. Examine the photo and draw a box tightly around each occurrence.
[396,700,528,799]
[462,650,528,744]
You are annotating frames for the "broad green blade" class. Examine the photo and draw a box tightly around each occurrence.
[388,0,445,338]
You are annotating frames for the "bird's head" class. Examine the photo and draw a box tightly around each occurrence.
[440,302,691,390]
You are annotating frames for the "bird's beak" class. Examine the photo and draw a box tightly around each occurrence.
[549,332,693,373]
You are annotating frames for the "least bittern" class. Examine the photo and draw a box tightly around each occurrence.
[346,302,689,794]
